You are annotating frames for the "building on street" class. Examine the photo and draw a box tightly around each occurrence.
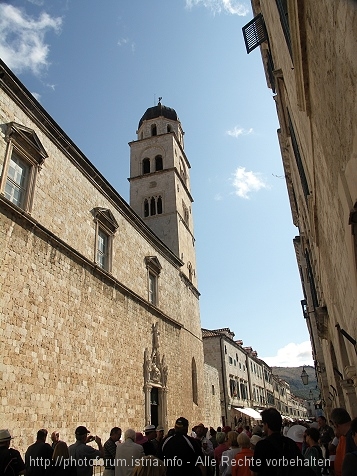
[0,59,204,452]
[243,0,357,417]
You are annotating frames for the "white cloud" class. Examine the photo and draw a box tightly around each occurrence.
[118,38,129,46]
[226,126,253,138]
[214,193,223,201]
[0,4,62,75]
[118,37,136,52]
[232,166,268,199]
[262,341,313,367]
[27,0,45,5]
[185,0,249,16]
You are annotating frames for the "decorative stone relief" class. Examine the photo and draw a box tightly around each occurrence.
[144,322,168,388]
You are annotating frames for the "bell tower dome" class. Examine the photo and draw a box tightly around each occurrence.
[129,100,197,287]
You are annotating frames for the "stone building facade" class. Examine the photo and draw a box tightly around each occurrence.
[0,59,204,452]
[203,363,221,430]
[243,0,357,417]
[202,328,307,428]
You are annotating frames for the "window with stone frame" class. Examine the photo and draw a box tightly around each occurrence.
[93,208,119,272]
[230,378,237,398]
[145,256,161,306]
[192,357,198,405]
[0,122,47,212]
[143,195,163,217]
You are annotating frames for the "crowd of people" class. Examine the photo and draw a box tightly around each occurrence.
[1,406,356,476]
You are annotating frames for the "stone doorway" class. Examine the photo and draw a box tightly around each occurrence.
[144,323,168,428]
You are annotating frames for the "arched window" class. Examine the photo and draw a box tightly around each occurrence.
[151,124,157,136]
[143,158,150,174]
[167,125,172,133]
[150,197,156,216]
[157,196,162,214]
[144,199,149,217]
[192,358,198,405]
[144,196,163,217]
[155,155,163,171]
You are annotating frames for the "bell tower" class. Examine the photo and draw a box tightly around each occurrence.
[129,100,197,287]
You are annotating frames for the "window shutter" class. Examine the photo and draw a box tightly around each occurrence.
[242,13,267,54]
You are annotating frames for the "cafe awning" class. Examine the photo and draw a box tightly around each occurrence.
[234,407,262,420]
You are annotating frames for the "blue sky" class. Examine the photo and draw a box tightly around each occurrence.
[0,0,313,367]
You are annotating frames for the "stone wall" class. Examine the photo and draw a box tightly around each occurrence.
[251,0,357,415]
[203,363,221,429]
[0,61,204,453]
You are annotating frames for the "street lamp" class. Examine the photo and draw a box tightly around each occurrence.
[301,366,309,385]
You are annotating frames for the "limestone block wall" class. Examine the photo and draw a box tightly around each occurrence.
[0,203,204,454]
[0,61,205,454]
[203,363,221,428]
[0,71,201,337]
[252,0,357,413]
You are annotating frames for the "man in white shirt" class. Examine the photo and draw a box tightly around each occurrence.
[114,429,144,476]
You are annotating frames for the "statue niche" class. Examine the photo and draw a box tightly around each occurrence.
[144,323,168,387]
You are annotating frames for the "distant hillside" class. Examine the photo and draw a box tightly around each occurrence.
[272,366,318,400]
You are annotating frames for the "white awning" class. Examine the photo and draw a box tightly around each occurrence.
[234,407,262,420]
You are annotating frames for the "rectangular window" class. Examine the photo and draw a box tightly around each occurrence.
[230,379,237,397]
[276,0,292,59]
[228,356,233,365]
[148,272,157,305]
[97,228,109,270]
[1,123,47,213]
[4,151,30,208]
[288,112,310,199]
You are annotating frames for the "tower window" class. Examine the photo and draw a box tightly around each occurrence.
[143,196,163,217]
[143,158,150,174]
[157,196,162,214]
[155,155,163,171]
[150,197,156,216]
[182,201,189,224]
[144,199,149,217]
[179,158,187,185]
[167,125,172,133]
[151,124,157,136]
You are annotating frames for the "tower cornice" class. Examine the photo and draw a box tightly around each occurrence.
[128,167,194,203]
